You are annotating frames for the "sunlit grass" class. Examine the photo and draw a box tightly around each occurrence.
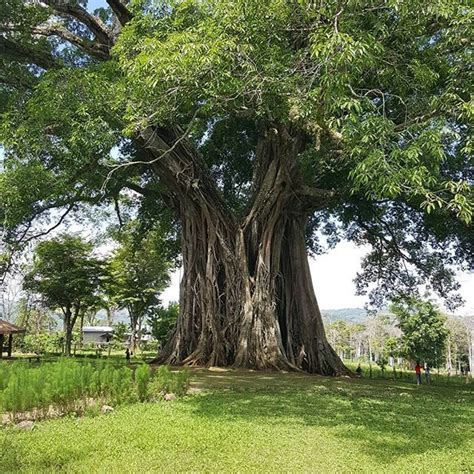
[1,368,472,472]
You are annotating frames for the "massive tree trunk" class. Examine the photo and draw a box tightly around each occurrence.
[142,127,245,367]
[149,125,351,376]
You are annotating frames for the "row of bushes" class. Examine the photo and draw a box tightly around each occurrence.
[0,359,190,420]
[13,332,159,355]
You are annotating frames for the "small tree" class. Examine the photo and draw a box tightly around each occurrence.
[383,336,401,377]
[327,321,352,360]
[24,235,106,356]
[113,322,129,346]
[148,303,179,347]
[14,296,57,334]
[107,222,171,352]
[445,316,470,375]
[391,298,448,368]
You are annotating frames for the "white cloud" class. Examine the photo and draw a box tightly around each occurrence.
[309,241,369,309]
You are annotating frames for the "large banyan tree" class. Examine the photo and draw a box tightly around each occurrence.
[0,0,472,374]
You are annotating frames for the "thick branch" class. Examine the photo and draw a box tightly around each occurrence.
[298,186,337,203]
[42,0,112,46]
[106,0,133,26]
[32,25,110,59]
[124,181,160,198]
[0,36,58,70]
[287,186,339,213]
[0,70,36,90]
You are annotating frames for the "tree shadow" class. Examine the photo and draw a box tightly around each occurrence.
[185,369,473,465]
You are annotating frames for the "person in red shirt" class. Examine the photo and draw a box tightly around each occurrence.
[415,362,422,385]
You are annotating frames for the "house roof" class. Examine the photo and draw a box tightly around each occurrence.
[0,319,26,335]
[82,326,114,333]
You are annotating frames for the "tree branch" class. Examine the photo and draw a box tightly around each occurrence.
[296,185,338,211]
[124,181,159,198]
[0,70,36,90]
[393,111,438,132]
[32,25,110,60]
[114,196,124,227]
[22,202,76,244]
[106,0,133,26]
[41,0,112,46]
[0,36,58,70]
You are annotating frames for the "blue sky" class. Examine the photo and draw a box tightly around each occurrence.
[87,0,109,11]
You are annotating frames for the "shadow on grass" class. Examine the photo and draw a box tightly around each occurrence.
[185,369,473,464]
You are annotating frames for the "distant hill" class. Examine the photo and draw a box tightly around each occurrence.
[321,308,368,323]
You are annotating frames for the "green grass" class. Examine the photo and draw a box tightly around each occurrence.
[1,369,473,473]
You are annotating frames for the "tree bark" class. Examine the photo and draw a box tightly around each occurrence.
[79,311,85,350]
[129,311,139,353]
[63,305,80,357]
[469,328,474,379]
[447,338,452,376]
[64,306,73,357]
[278,216,350,375]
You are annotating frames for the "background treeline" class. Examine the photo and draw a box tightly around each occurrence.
[1,225,179,358]
[325,307,472,376]
[6,296,178,357]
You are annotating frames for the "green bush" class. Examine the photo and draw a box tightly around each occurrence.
[0,360,190,420]
[135,364,152,402]
[148,365,190,398]
[21,332,64,355]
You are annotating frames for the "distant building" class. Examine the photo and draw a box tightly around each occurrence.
[82,326,114,346]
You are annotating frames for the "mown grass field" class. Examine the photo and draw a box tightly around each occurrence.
[1,368,473,473]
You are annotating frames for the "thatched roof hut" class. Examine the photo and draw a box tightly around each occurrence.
[0,319,26,358]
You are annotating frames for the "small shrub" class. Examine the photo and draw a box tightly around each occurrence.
[148,366,190,398]
[84,403,101,418]
[135,364,152,402]
[0,359,191,421]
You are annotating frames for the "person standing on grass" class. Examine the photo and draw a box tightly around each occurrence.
[356,364,362,376]
[126,347,131,362]
[415,362,422,385]
[424,364,430,384]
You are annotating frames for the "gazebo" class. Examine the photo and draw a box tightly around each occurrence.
[0,320,26,358]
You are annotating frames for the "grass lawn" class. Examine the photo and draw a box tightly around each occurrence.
[1,369,472,473]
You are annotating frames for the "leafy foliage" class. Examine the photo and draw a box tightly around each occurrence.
[20,332,64,355]
[107,220,172,346]
[0,0,472,309]
[24,234,106,315]
[391,298,448,366]
[147,302,179,344]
